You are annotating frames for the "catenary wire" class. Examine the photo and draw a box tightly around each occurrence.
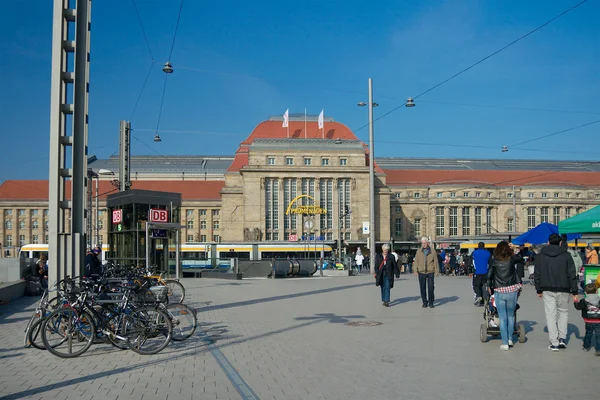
[353,0,589,133]
[507,118,600,148]
[168,0,185,61]
[131,0,155,61]
[130,61,156,121]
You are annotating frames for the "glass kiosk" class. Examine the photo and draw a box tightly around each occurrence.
[106,189,182,277]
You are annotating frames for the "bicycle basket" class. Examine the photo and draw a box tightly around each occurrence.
[136,286,168,303]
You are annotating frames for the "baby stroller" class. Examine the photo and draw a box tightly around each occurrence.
[480,294,526,343]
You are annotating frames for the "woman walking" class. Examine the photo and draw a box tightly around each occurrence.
[374,243,400,307]
[487,241,523,351]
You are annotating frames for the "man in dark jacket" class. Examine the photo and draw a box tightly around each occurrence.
[471,242,491,306]
[534,233,579,351]
[84,246,102,277]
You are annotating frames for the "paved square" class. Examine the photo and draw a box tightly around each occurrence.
[0,275,596,399]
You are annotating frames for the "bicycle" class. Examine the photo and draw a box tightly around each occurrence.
[23,279,67,348]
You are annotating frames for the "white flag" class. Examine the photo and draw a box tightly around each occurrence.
[318,109,324,129]
[282,109,289,128]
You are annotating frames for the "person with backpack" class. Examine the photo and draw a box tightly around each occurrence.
[84,246,102,277]
[472,242,492,306]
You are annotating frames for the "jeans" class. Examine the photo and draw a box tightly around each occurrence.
[418,273,435,305]
[495,291,518,346]
[356,264,362,273]
[542,292,570,346]
[380,274,390,303]
[583,323,600,351]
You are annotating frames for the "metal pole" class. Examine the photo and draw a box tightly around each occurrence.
[175,228,180,280]
[95,176,99,245]
[368,77,376,275]
[145,222,150,270]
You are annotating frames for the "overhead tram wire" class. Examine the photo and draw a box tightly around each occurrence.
[154,0,185,140]
[507,118,600,148]
[131,0,156,62]
[353,0,590,133]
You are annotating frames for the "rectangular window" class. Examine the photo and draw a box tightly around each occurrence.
[18,209,25,217]
[450,192,456,198]
[339,158,347,166]
[565,207,572,219]
[187,220,194,229]
[200,235,207,242]
[186,235,194,242]
[475,192,481,198]
[554,193,559,198]
[213,235,220,242]
[319,178,333,230]
[541,193,547,198]
[395,193,400,198]
[286,157,293,165]
[527,207,536,230]
[565,192,571,198]
[487,192,492,198]
[265,178,279,239]
[98,216,104,230]
[435,207,444,237]
[507,193,513,198]
[486,208,492,233]
[19,220,25,229]
[395,206,401,212]
[32,220,39,230]
[32,235,39,244]
[449,207,458,236]
[200,220,207,229]
[507,218,514,233]
[267,157,275,165]
[32,210,39,216]
[284,178,298,232]
[4,210,12,217]
[45,235,48,243]
[321,158,329,166]
[576,193,581,198]
[337,178,351,231]
[463,192,469,198]
[395,218,402,237]
[186,209,194,218]
[19,235,25,246]
[436,192,442,198]
[528,193,534,198]
[462,207,471,236]
[200,209,207,216]
[212,210,220,216]
[475,207,482,236]
[413,192,420,199]
[596,194,600,199]
[540,207,549,223]
[5,220,12,230]
[43,209,48,217]
[304,158,312,166]
[213,220,220,229]
[414,219,421,238]
[6,235,12,247]
[553,207,560,225]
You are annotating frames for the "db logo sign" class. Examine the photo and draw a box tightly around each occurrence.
[149,209,168,223]
[112,209,122,224]
[288,234,298,242]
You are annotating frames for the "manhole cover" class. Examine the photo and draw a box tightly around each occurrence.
[345,321,383,327]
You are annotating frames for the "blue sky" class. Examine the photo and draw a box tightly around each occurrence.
[0,0,598,180]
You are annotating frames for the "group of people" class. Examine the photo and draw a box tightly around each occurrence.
[372,234,600,355]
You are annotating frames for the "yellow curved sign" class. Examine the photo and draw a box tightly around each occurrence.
[285,194,327,215]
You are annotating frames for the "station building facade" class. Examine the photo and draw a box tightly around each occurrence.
[1,114,599,257]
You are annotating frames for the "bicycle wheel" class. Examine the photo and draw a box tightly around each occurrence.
[41,308,95,358]
[162,280,185,303]
[23,311,41,348]
[123,307,172,355]
[165,303,197,341]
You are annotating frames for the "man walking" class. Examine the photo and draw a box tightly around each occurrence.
[534,233,579,351]
[413,237,439,308]
[472,242,491,306]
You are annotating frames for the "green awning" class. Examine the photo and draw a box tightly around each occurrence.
[558,205,600,234]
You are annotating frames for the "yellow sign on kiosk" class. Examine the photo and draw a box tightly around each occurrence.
[285,195,327,215]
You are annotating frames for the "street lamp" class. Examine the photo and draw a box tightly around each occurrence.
[358,78,414,274]
[91,168,115,247]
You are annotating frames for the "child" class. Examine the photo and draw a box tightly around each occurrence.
[574,283,600,356]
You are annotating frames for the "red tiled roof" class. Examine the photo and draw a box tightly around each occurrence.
[0,180,225,201]
[227,147,250,173]
[384,169,600,188]
[241,120,358,145]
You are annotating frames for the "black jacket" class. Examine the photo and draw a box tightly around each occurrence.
[534,245,578,295]
[84,252,102,277]
[375,253,400,288]
[487,258,521,291]
[573,294,600,321]
[511,253,525,278]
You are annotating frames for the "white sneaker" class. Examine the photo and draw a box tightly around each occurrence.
[508,340,514,347]
[500,345,509,351]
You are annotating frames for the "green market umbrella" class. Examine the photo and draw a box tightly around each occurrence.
[558,205,600,234]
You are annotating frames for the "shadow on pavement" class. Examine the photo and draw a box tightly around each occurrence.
[201,281,373,312]
[519,320,538,334]
[389,296,420,306]
[435,296,459,306]
[542,323,582,341]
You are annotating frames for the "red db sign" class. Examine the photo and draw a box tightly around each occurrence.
[112,209,122,224]
[149,209,168,223]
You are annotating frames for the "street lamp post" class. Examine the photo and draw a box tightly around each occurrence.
[358,80,415,274]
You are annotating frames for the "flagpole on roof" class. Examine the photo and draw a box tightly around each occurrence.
[305,108,307,139]
[318,109,324,139]
[282,108,289,138]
